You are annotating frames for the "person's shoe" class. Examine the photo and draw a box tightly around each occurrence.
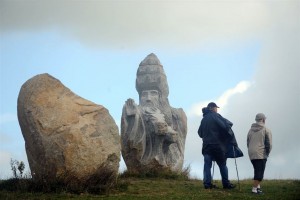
[256,188,263,194]
[204,184,218,189]
[257,188,263,193]
[252,188,263,195]
[223,183,236,189]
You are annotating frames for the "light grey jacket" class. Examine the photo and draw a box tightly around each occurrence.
[247,122,272,160]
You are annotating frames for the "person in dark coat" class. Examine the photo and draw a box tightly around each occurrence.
[198,102,236,189]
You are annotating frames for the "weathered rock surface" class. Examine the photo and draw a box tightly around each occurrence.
[17,73,120,181]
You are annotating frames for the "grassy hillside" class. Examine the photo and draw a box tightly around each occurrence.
[1,177,299,200]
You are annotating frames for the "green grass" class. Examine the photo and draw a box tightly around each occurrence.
[1,178,299,200]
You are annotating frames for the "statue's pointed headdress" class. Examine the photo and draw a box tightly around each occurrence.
[136,53,169,98]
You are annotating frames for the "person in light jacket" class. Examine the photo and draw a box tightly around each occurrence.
[247,113,272,194]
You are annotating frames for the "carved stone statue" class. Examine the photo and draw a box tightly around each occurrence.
[121,53,187,173]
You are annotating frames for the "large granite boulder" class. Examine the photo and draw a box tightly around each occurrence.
[17,73,120,181]
[121,53,187,173]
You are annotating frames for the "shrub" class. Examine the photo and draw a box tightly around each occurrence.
[1,159,119,195]
[28,164,118,194]
[10,159,25,179]
[120,164,191,180]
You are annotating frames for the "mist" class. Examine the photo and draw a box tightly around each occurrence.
[1,0,299,179]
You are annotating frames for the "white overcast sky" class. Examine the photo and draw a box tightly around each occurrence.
[0,0,299,180]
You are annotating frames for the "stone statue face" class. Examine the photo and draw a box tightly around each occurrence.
[140,90,159,107]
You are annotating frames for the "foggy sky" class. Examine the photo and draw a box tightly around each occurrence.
[1,1,273,50]
[184,1,300,179]
[1,0,299,179]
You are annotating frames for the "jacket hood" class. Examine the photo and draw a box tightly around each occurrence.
[250,122,265,132]
[202,107,211,116]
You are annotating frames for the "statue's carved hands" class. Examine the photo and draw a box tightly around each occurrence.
[155,122,168,135]
[167,127,178,143]
[125,98,137,116]
[155,122,178,144]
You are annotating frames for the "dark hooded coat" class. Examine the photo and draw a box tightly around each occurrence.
[198,107,243,158]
